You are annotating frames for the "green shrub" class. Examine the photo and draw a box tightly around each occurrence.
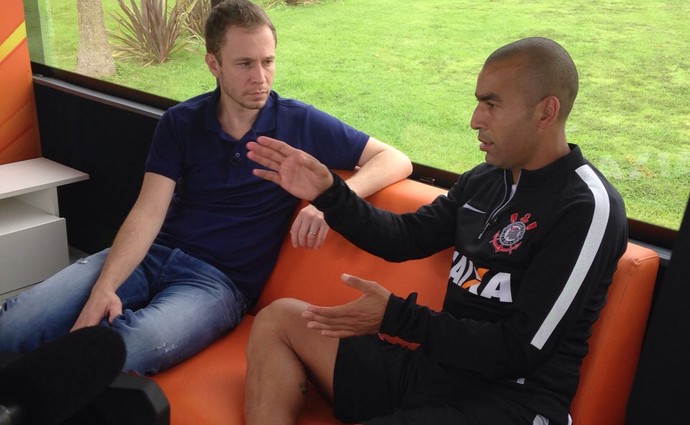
[181,0,211,42]
[109,0,196,65]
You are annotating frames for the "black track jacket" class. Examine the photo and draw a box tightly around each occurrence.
[312,144,627,425]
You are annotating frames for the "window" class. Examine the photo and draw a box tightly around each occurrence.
[23,0,689,231]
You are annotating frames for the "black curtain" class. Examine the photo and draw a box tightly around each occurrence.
[626,193,690,425]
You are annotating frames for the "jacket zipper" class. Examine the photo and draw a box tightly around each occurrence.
[478,171,516,239]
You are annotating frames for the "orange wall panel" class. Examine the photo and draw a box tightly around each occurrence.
[0,39,35,132]
[1,0,25,41]
[0,0,41,164]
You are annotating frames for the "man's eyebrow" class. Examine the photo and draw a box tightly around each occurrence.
[232,55,275,62]
[475,92,500,102]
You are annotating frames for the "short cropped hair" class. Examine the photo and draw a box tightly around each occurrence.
[205,0,277,62]
[486,37,579,121]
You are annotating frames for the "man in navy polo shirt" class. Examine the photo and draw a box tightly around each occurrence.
[0,0,411,375]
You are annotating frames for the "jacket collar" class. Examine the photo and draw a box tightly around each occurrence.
[514,144,584,189]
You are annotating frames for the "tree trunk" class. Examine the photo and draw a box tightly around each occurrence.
[76,0,115,77]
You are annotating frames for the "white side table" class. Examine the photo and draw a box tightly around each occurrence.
[0,158,88,299]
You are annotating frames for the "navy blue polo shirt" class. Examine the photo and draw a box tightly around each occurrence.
[145,89,369,302]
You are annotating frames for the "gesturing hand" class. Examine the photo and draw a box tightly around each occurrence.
[247,136,334,201]
[302,274,391,338]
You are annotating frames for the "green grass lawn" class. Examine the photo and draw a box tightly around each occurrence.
[34,0,689,230]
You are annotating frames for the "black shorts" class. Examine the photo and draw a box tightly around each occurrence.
[333,335,542,425]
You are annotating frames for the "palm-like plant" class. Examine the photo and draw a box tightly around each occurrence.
[110,0,196,65]
[182,0,211,42]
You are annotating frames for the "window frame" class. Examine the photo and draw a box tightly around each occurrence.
[31,62,679,263]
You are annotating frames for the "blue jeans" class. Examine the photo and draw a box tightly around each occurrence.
[0,244,247,374]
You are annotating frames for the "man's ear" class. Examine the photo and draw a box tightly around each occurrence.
[205,53,220,78]
[537,96,561,129]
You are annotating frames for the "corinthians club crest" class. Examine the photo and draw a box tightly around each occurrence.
[491,212,537,254]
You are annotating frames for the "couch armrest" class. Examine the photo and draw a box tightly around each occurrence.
[569,242,659,425]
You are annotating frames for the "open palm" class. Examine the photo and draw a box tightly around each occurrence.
[247,136,334,201]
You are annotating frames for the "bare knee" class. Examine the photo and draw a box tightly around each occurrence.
[247,298,339,401]
[252,298,309,331]
[248,298,309,352]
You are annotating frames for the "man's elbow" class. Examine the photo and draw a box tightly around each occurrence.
[386,147,413,180]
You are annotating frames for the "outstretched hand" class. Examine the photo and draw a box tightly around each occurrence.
[247,136,334,201]
[301,274,391,338]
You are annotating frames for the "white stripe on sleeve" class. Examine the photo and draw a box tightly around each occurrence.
[530,165,611,349]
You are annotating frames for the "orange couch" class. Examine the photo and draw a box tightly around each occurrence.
[150,177,659,425]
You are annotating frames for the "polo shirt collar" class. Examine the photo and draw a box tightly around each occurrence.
[205,88,278,140]
[254,91,278,134]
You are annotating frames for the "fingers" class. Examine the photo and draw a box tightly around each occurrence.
[301,306,378,338]
[255,135,297,154]
[292,226,327,249]
[247,136,304,171]
[248,136,335,203]
[290,205,330,248]
[248,137,329,176]
[107,303,124,324]
[299,273,388,338]
[246,137,293,171]
[70,305,103,331]
[340,273,368,290]
[301,309,360,339]
[70,310,101,331]
[302,304,356,321]
[70,317,90,332]
[71,292,123,331]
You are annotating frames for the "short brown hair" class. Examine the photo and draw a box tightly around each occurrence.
[205,0,277,61]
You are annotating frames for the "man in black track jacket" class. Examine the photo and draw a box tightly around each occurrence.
[244,37,627,425]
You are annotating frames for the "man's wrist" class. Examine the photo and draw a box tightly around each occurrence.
[312,171,344,209]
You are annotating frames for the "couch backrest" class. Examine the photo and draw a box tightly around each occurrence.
[254,177,451,313]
